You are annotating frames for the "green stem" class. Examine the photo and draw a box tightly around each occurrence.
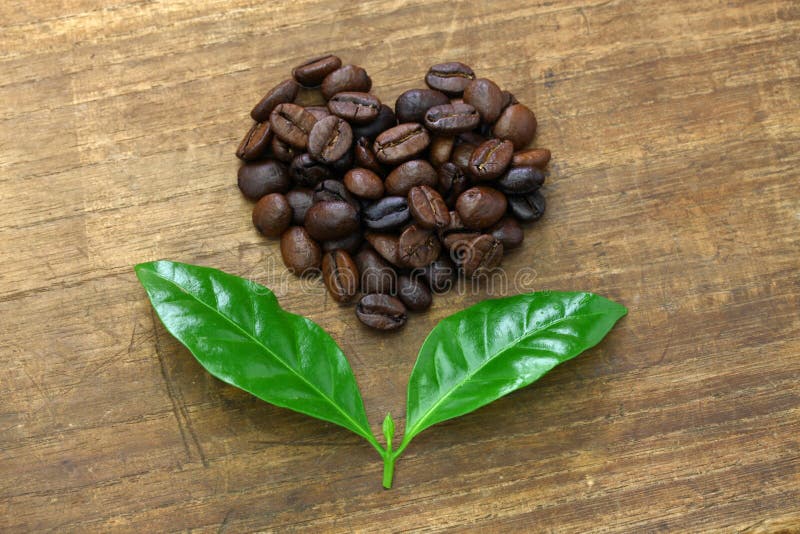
[382,452,396,489]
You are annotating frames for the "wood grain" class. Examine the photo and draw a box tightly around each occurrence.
[1,0,799,531]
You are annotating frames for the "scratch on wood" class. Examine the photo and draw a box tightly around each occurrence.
[149,308,209,468]
[217,509,235,534]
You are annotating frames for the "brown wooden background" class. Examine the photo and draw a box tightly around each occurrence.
[2,0,799,531]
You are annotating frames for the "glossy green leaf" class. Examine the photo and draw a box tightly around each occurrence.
[135,260,380,451]
[400,292,627,449]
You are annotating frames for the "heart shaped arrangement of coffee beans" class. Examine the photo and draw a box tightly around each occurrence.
[236,55,551,331]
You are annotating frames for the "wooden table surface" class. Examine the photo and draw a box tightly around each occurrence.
[2,0,799,531]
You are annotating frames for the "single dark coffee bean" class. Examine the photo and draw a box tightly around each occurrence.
[290,153,332,187]
[512,148,551,168]
[423,137,449,169]
[468,138,514,181]
[307,115,353,164]
[286,188,314,225]
[313,179,359,209]
[424,103,480,134]
[321,64,372,100]
[437,162,469,208]
[373,123,431,165]
[251,79,299,122]
[351,104,397,140]
[237,160,290,200]
[236,121,272,161]
[394,88,450,124]
[280,226,321,275]
[456,186,508,229]
[463,78,504,124]
[356,294,407,331]
[355,249,396,294]
[363,196,410,231]
[397,274,432,311]
[461,234,503,277]
[292,54,342,87]
[344,168,384,199]
[270,103,317,149]
[354,137,384,175]
[408,185,450,229]
[365,232,402,267]
[508,191,546,222]
[305,105,331,121]
[489,217,524,249]
[425,62,476,96]
[252,193,292,237]
[271,136,299,163]
[322,232,363,255]
[304,201,360,241]
[398,224,441,268]
[322,249,359,303]
[385,159,438,196]
[492,103,537,149]
[450,142,475,173]
[327,92,381,124]
[423,257,456,293]
[496,166,545,194]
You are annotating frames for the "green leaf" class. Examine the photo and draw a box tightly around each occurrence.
[400,292,627,449]
[135,260,381,452]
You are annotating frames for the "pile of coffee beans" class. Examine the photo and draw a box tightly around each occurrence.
[236,55,551,331]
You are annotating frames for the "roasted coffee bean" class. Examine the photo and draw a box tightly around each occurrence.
[322,249,359,302]
[270,103,317,149]
[236,121,272,161]
[237,160,290,200]
[354,137,384,174]
[286,188,314,225]
[456,186,508,229]
[344,168,384,199]
[457,130,487,146]
[304,201,360,241]
[355,249,396,294]
[271,136,299,163]
[496,166,545,194]
[374,123,431,165]
[500,90,518,111]
[363,196,410,231]
[508,191,546,222]
[290,153,332,187]
[280,226,321,275]
[450,142,475,173]
[489,217,523,249]
[463,78,504,124]
[351,104,397,140]
[251,79,299,122]
[461,234,503,277]
[424,103,480,134]
[397,274,432,311]
[356,294,407,331]
[492,103,537,150]
[468,138,514,181]
[398,224,441,268]
[307,115,353,164]
[327,92,381,124]
[292,54,342,87]
[252,193,292,237]
[385,159,438,196]
[429,135,455,168]
[437,162,469,208]
[305,105,331,121]
[408,185,450,229]
[365,232,402,266]
[423,257,456,293]
[322,232,363,254]
[321,64,372,100]
[512,148,551,168]
[313,179,359,209]
[425,62,475,96]
[394,88,450,123]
